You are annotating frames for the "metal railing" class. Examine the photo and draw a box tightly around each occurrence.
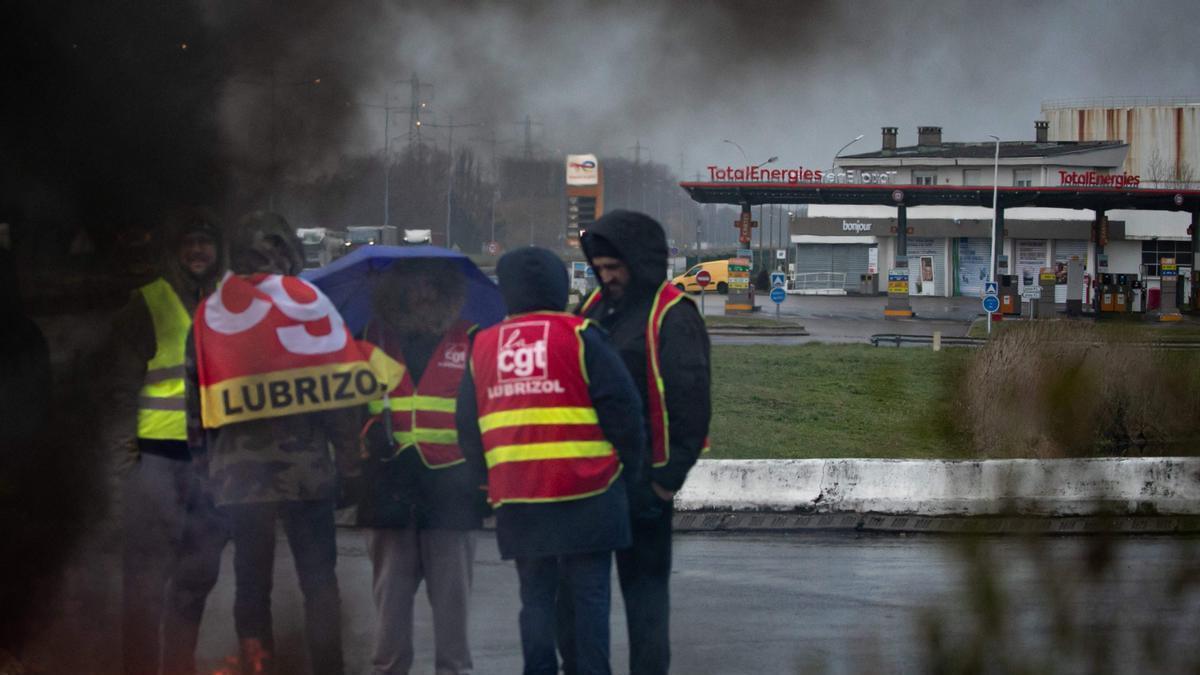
[790,271,847,292]
[870,333,1200,349]
[870,334,987,348]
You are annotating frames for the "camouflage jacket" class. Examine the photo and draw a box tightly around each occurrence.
[184,327,361,506]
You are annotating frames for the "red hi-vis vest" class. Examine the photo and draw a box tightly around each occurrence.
[469,312,621,507]
[366,322,471,468]
[580,282,710,468]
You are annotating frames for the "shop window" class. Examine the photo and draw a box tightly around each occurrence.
[1013,169,1033,187]
[1141,240,1195,276]
[913,171,936,186]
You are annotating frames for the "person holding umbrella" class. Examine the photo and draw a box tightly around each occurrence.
[354,257,488,675]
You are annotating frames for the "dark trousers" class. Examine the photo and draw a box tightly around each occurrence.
[516,551,613,675]
[614,504,674,675]
[558,504,673,675]
[122,454,191,675]
[162,491,230,675]
[225,500,344,675]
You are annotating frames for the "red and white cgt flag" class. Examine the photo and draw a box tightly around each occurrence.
[194,273,401,428]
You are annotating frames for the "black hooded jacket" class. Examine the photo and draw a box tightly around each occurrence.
[456,247,644,559]
[580,210,711,494]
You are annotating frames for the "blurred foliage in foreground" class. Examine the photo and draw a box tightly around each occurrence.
[965,321,1200,457]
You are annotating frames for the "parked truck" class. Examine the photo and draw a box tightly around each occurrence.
[346,225,400,252]
[403,229,432,245]
[297,227,349,268]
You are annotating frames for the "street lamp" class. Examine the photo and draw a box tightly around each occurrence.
[723,139,749,165]
[832,134,864,172]
[987,134,1000,336]
[424,114,480,250]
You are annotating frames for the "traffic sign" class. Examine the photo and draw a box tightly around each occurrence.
[770,272,786,289]
[769,287,786,304]
[486,241,500,255]
[696,270,712,288]
[982,295,1000,313]
[984,282,998,296]
[775,249,786,260]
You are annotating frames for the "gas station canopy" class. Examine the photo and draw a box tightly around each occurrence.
[679,182,1200,212]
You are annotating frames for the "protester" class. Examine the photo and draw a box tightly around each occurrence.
[456,247,645,675]
[567,210,712,675]
[105,208,225,675]
[0,243,53,668]
[186,211,371,675]
[356,258,485,675]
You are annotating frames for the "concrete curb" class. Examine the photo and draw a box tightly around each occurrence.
[341,458,1200,534]
[671,511,1200,534]
[670,458,1200,533]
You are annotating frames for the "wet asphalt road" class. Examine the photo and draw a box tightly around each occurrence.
[173,529,1200,674]
[701,294,980,345]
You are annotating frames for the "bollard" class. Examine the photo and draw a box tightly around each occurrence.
[932,331,941,352]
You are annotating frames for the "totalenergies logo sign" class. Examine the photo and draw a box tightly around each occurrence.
[566,154,599,186]
[707,165,898,184]
[1058,170,1141,188]
[708,165,824,183]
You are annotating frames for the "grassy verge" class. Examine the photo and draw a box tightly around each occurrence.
[967,316,1200,341]
[709,344,973,459]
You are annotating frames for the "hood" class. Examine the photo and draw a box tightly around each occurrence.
[228,210,304,276]
[581,209,667,297]
[159,206,224,299]
[496,247,568,315]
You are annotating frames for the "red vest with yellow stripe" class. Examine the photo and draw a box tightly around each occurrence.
[367,321,471,468]
[580,282,709,468]
[469,312,621,506]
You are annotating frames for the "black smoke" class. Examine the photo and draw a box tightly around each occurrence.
[7,0,1200,266]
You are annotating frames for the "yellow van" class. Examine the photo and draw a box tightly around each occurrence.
[672,259,729,294]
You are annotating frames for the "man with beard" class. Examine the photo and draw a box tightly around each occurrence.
[562,210,712,675]
[356,258,485,675]
[106,207,225,675]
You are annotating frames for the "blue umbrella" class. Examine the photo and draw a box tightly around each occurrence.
[302,245,505,335]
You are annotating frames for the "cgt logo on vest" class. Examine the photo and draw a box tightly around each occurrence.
[498,322,548,380]
[438,342,468,369]
[489,321,565,399]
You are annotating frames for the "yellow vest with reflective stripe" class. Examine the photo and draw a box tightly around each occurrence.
[137,277,191,440]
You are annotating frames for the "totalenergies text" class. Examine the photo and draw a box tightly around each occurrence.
[1058,170,1141,188]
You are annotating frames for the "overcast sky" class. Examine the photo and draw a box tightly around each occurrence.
[211,0,1200,180]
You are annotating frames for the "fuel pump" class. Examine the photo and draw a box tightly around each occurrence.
[1131,278,1144,313]
[1099,273,1115,312]
[999,275,1020,315]
[1115,274,1130,313]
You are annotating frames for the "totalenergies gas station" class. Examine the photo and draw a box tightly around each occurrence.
[681,179,1200,319]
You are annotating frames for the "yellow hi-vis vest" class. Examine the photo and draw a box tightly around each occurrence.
[137,277,191,440]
